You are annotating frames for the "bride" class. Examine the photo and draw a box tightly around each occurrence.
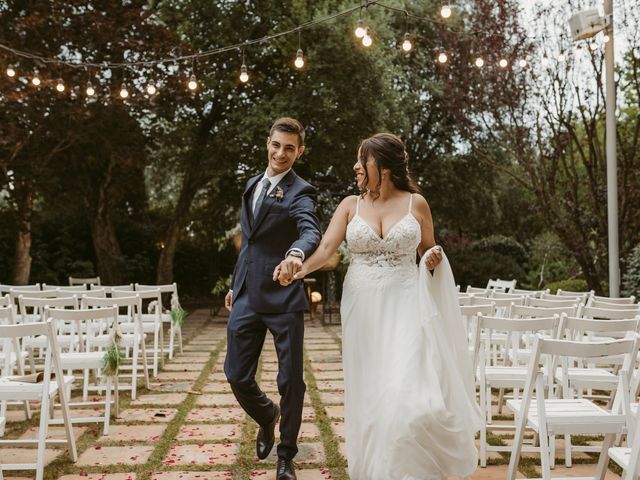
[277,133,482,479]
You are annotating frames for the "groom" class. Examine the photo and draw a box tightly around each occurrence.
[224,117,321,480]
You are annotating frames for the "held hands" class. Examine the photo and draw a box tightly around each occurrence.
[272,254,304,286]
[426,245,443,270]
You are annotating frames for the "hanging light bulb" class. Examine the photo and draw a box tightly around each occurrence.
[187,74,198,91]
[119,83,129,98]
[146,81,157,95]
[475,57,484,68]
[294,49,305,69]
[602,33,610,43]
[440,5,452,18]
[437,52,448,64]
[6,66,16,77]
[498,58,508,68]
[589,42,598,51]
[541,55,550,66]
[55,79,65,92]
[31,72,41,86]
[518,59,527,68]
[362,29,373,47]
[558,53,566,62]
[239,64,249,83]
[85,82,95,96]
[401,33,412,52]
[355,19,366,38]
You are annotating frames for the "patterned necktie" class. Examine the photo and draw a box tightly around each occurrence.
[252,178,271,218]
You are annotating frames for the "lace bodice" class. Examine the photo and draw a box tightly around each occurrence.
[345,194,421,269]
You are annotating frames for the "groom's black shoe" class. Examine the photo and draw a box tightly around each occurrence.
[256,404,280,459]
[276,458,296,480]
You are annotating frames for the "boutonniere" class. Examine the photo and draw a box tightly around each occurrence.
[269,186,285,201]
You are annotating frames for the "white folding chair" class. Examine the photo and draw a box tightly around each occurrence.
[487,278,517,292]
[512,288,549,298]
[609,401,640,479]
[114,289,163,376]
[99,284,133,296]
[0,284,40,296]
[555,315,640,467]
[557,288,595,298]
[507,336,638,480]
[135,283,184,359]
[588,298,640,310]
[9,289,58,323]
[46,306,119,434]
[474,314,561,467]
[0,305,32,434]
[591,294,636,305]
[460,303,494,365]
[466,285,490,296]
[0,321,77,480]
[527,296,581,309]
[81,295,149,400]
[68,276,101,287]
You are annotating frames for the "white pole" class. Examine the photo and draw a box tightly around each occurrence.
[604,0,619,297]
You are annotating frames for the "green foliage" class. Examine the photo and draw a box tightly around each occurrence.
[544,279,590,295]
[101,344,124,378]
[622,244,640,298]
[211,275,232,297]
[448,235,527,289]
[170,306,187,328]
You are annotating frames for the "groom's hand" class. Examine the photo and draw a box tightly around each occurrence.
[224,290,233,312]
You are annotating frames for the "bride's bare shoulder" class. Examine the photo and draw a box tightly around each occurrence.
[337,195,359,220]
[411,193,433,221]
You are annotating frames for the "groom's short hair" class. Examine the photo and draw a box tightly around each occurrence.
[270,117,305,146]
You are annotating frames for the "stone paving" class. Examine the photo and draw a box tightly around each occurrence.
[0,309,623,479]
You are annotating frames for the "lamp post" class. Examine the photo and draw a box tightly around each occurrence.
[603,0,619,297]
[568,4,618,296]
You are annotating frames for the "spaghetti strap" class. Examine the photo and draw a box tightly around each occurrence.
[355,195,361,215]
[408,193,414,213]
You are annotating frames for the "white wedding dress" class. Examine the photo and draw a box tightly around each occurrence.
[340,194,482,480]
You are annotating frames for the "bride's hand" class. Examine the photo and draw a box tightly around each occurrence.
[292,265,309,281]
[426,246,443,270]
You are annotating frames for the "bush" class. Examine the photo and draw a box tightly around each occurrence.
[543,278,590,294]
[622,244,640,298]
[448,235,527,289]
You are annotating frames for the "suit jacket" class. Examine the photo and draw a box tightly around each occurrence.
[231,169,321,313]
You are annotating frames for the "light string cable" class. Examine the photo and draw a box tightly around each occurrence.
[0,1,504,71]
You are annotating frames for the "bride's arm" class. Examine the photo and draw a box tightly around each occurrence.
[413,194,443,269]
[274,196,354,282]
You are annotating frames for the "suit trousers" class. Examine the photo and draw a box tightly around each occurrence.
[224,285,306,461]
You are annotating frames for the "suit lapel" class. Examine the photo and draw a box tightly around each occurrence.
[243,175,262,229]
[251,170,296,234]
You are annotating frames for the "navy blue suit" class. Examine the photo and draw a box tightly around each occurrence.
[224,169,321,461]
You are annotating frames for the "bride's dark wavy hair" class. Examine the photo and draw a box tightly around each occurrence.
[358,133,421,200]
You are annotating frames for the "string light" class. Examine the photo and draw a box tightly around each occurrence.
[187,74,198,90]
[146,80,157,95]
[438,52,448,63]
[440,5,452,19]
[498,58,508,68]
[6,66,16,77]
[602,34,610,43]
[401,33,412,52]
[55,78,65,92]
[475,57,484,68]
[355,19,366,38]
[294,49,304,69]
[541,55,549,66]
[119,83,129,98]
[31,72,41,86]
[85,82,95,96]
[518,59,527,68]
[362,29,372,47]
[558,53,566,62]
[589,42,598,51]
[239,64,249,83]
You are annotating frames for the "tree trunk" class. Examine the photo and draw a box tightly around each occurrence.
[156,172,202,285]
[12,186,33,285]
[85,157,124,285]
[90,209,123,285]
